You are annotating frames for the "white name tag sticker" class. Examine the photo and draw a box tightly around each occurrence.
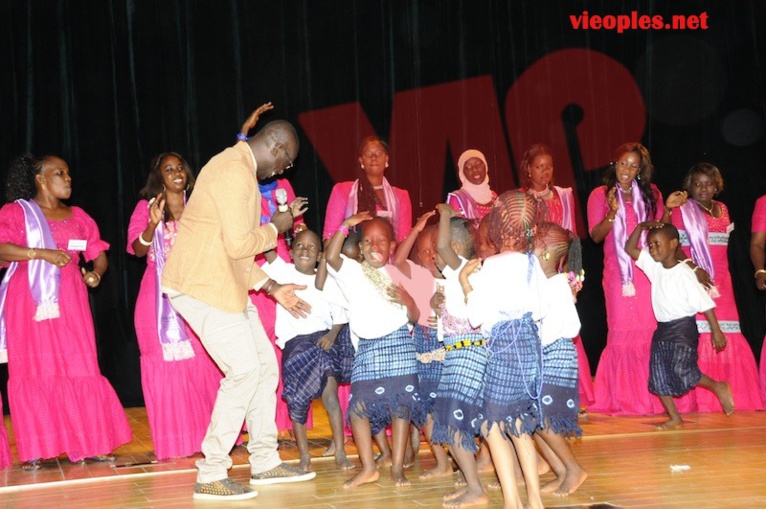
[726,222,734,234]
[67,239,87,251]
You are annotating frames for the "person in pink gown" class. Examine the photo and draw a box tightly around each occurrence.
[445,149,498,225]
[323,136,412,243]
[519,143,594,409]
[240,104,313,435]
[0,154,131,470]
[587,143,683,416]
[0,401,10,469]
[748,193,766,406]
[669,163,764,412]
[127,152,228,460]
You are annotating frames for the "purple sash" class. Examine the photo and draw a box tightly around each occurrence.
[0,200,62,363]
[152,219,194,361]
[447,189,480,220]
[679,201,715,280]
[613,181,647,297]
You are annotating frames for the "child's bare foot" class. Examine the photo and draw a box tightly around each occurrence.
[537,458,551,476]
[540,476,564,493]
[391,469,411,487]
[375,452,392,468]
[443,487,467,501]
[443,488,489,508]
[419,463,453,480]
[454,471,467,487]
[403,450,416,469]
[298,454,311,473]
[323,441,336,457]
[336,453,355,471]
[476,457,494,473]
[655,417,684,431]
[485,480,501,491]
[552,467,588,497]
[343,467,380,488]
[716,382,735,415]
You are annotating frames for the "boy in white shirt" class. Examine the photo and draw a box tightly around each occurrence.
[626,222,734,430]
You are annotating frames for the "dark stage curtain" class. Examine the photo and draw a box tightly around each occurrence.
[0,0,765,408]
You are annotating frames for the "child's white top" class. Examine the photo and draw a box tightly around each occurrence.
[390,260,436,328]
[636,250,715,322]
[328,255,410,339]
[263,257,346,348]
[539,273,581,346]
[465,251,547,336]
[441,256,470,322]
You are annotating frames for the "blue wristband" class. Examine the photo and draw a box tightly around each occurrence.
[236,133,249,141]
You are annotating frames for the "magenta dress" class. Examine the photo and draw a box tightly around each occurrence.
[0,400,11,469]
[750,195,766,406]
[526,186,596,408]
[248,179,313,432]
[671,202,764,411]
[0,203,132,462]
[127,200,226,459]
[587,185,666,416]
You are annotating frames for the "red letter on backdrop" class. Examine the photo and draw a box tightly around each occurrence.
[505,48,646,236]
[299,76,513,217]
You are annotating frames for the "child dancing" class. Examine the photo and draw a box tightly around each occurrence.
[262,229,354,473]
[625,222,734,429]
[533,222,588,497]
[325,212,421,488]
[460,191,546,509]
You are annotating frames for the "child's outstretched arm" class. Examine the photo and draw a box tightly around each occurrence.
[625,221,657,261]
[435,203,461,271]
[325,211,372,272]
[315,252,328,290]
[393,210,435,277]
[702,308,727,352]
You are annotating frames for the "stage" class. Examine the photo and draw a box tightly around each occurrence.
[0,404,764,508]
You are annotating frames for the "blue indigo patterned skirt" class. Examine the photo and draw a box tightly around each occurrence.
[539,338,581,437]
[348,325,421,431]
[328,323,355,385]
[649,316,701,397]
[414,323,444,418]
[281,330,335,424]
[482,313,542,437]
[432,332,487,452]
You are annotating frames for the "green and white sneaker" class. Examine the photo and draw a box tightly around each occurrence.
[193,477,258,500]
[250,462,317,485]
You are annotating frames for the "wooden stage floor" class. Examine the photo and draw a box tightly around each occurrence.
[0,403,764,508]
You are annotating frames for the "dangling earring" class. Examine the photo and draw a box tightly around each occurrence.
[361,164,365,169]
[542,250,551,261]
[162,184,166,191]
[636,174,641,181]
[385,162,389,168]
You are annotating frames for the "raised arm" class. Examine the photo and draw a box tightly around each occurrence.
[435,203,461,271]
[240,102,274,138]
[324,211,372,272]
[393,210,435,276]
[662,190,687,224]
[625,222,655,261]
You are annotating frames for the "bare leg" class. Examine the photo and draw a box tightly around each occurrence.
[419,414,452,479]
[374,429,392,467]
[535,429,587,497]
[443,436,489,508]
[322,376,354,470]
[475,439,494,473]
[403,424,418,468]
[509,430,543,509]
[291,420,311,472]
[391,415,411,486]
[696,375,735,415]
[533,433,564,492]
[343,413,380,488]
[484,424,524,509]
[656,394,684,430]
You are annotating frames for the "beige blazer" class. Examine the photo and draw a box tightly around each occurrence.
[162,141,278,313]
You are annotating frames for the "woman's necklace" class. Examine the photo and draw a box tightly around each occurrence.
[695,200,715,215]
[530,186,552,200]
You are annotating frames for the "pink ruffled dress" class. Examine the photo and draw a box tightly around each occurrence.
[750,195,766,406]
[0,203,132,462]
[127,200,226,459]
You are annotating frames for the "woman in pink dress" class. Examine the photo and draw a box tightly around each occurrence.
[519,143,595,409]
[587,143,680,416]
[0,154,131,470]
[127,152,227,460]
[670,163,763,412]
[750,193,766,405]
[0,401,10,469]
[240,104,313,435]
[445,149,498,224]
[323,136,412,243]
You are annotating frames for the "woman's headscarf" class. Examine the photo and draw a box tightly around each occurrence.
[457,149,493,205]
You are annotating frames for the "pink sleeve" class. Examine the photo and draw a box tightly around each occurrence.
[323,183,350,239]
[651,185,665,220]
[74,207,110,262]
[586,186,607,236]
[752,196,766,232]
[0,203,26,245]
[446,192,463,214]
[396,188,412,243]
[126,200,150,255]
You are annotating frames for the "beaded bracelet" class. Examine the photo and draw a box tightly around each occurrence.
[337,225,350,237]
[236,133,249,141]
[138,232,153,246]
